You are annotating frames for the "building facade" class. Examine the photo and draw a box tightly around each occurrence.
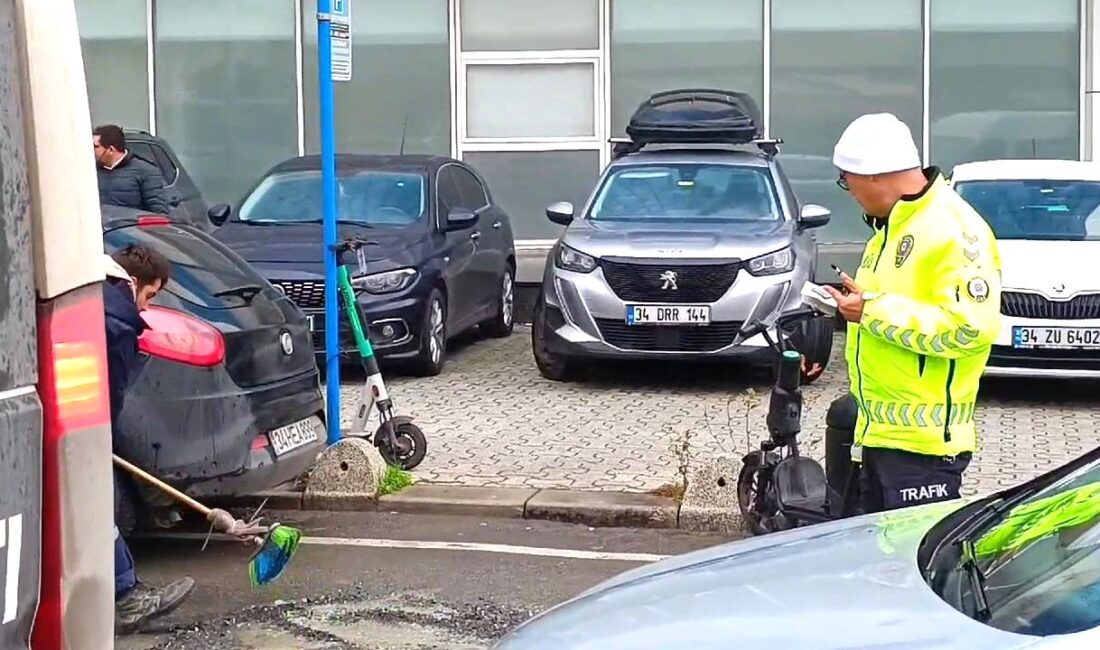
[76,0,1095,282]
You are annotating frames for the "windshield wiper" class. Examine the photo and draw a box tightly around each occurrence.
[213,285,265,302]
[240,218,375,227]
[958,540,992,622]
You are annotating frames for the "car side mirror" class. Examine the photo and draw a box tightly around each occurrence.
[446,207,479,230]
[546,201,574,226]
[799,204,831,229]
[207,203,231,227]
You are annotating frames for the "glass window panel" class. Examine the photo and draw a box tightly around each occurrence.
[302,0,450,157]
[611,0,763,137]
[154,0,297,205]
[463,151,601,239]
[771,0,923,245]
[75,0,149,130]
[460,0,599,51]
[467,64,595,138]
[930,0,1080,170]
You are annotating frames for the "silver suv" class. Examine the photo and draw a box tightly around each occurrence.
[531,89,835,382]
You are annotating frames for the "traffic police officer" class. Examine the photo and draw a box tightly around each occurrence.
[824,113,1002,514]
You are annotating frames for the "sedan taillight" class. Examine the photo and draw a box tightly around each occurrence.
[139,306,225,367]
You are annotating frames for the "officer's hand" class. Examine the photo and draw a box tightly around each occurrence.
[824,280,865,324]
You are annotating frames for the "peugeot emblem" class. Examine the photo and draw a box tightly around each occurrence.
[1053,283,1066,294]
[660,270,678,291]
[279,331,294,355]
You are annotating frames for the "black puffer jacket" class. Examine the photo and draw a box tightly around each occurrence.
[97,152,171,215]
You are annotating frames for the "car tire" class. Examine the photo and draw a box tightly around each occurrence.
[411,289,447,377]
[532,292,583,382]
[794,314,833,385]
[480,267,515,339]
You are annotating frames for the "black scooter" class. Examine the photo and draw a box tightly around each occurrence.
[734,282,862,535]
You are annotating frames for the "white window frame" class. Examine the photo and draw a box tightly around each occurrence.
[452,0,608,157]
[451,0,609,254]
[458,56,603,146]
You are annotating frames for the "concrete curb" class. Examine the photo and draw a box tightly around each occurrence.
[220,484,744,532]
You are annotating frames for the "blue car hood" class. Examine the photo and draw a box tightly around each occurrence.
[213,222,423,270]
[497,501,1047,650]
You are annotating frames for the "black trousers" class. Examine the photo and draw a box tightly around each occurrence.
[827,395,971,515]
[859,446,971,514]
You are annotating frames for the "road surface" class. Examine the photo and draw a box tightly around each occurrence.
[118,511,735,649]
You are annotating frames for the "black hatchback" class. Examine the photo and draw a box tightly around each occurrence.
[213,154,517,376]
[102,208,326,534]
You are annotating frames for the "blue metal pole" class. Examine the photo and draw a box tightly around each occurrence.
[318,0,341,445]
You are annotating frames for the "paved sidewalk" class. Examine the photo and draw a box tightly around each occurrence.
[340,326,1100,497]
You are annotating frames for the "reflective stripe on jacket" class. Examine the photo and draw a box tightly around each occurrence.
[845,168,1002,458]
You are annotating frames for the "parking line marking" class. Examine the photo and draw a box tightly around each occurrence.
[146,532,670,563]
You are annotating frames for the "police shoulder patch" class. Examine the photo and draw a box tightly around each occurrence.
[895,235,914,268]
[967,276,990,302]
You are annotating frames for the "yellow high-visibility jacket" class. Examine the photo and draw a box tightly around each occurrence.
[845,168,1002,458]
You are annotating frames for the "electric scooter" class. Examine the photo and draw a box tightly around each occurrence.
[734,281,860,535]
[331,237,427,470]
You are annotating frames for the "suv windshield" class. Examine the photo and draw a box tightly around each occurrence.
[955,179,1100,241]
[588,164,780,222]
[926,454,1100,636]
[238,170,426,227]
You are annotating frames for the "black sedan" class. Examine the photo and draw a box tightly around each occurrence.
[102,208,326,535]
[212,154,517,376]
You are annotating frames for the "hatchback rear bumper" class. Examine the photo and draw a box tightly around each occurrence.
[115,356,326,504]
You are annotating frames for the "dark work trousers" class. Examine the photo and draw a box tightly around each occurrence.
[859,447,971,514]
[115,524,137,597]
[826,394,970,515]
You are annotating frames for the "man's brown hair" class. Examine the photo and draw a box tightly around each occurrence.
[112,245,171,288]
[93,124,127,151]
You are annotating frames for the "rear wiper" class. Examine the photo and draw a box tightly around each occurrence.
[959,540,992,622]
[213,285,265,302]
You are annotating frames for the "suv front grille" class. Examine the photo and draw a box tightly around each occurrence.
[595,319,742,352]
[272,279,324,310]
[1002,291,1100,320]
[600,260,739,303]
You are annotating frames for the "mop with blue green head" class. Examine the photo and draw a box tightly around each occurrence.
[114,454,302,587]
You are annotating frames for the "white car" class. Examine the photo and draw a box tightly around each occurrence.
[950,160,1100,379]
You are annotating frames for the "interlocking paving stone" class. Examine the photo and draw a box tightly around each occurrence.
[338,326,1100,496]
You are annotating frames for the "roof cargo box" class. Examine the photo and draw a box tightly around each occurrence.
[625,89,763,145]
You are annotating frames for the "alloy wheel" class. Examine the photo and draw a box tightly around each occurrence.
[429,299,445,365]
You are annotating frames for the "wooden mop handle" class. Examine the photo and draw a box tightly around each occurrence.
[112,454,211,517]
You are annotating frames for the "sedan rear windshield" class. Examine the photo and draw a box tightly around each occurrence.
[238,170,426,227]
[104,224,271,309]
[588,164,780,222]
[955,179,1100,241]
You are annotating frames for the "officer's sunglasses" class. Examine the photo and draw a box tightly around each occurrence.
[836,171,850,192]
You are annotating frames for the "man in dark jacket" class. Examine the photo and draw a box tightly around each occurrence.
[94,124,171,215]
[105,244,196,634]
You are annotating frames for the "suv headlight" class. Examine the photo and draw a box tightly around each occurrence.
[746,247,795,276]
[555,244,597,273]
[352,268,418,294]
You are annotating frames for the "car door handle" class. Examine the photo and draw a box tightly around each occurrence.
[470,232,481,241]
[492,221,502,229]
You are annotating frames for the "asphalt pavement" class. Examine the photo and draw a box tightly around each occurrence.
[118,511,735,649]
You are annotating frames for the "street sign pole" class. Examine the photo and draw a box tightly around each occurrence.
[317,0,343,445]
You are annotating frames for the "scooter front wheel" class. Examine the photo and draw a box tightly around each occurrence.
[377,421,428,470]
[737,451,795,535]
